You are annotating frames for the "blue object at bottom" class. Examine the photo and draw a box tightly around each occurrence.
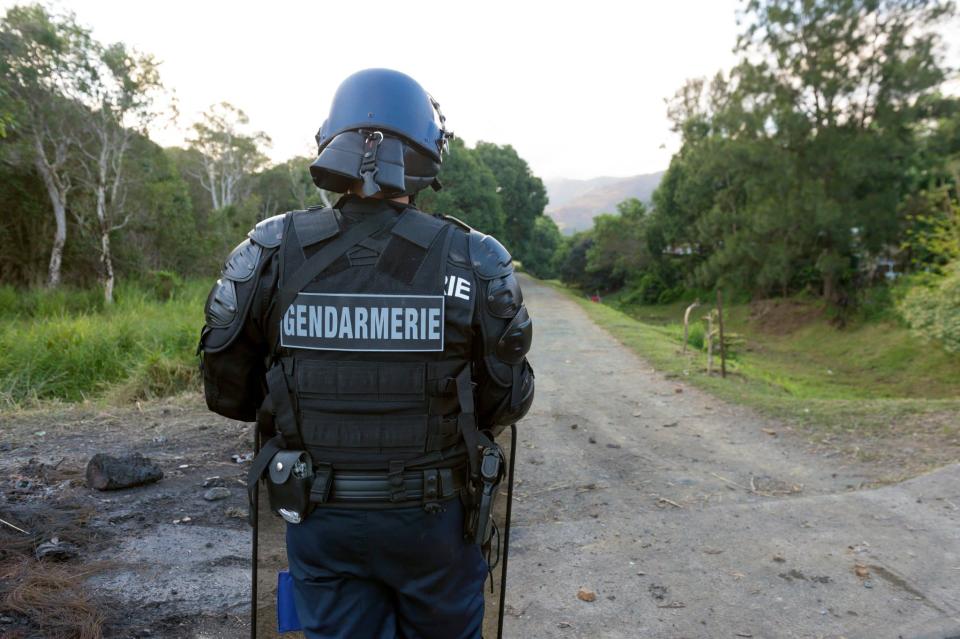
[277,569,303,633]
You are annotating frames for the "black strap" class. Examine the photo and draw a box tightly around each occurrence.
[310,462,333,504]
[277,212,394,320]
[246,434,283,526]
[266,364,302,449]
[454,366,492,480]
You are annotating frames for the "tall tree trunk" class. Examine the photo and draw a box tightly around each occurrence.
[33,145,68,288]
[95,165,115,304]
[100,222,115,304]
[97,185,116,304]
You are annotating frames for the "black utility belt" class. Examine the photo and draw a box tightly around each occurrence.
[254,441,470,524]
[324,467,466,504]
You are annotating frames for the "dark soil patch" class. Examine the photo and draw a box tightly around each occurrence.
[748,298,824,335]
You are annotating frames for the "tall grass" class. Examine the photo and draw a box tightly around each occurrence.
[0,281,209,408]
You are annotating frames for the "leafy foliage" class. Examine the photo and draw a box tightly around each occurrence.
[557,0,960,336]
[898,263,960,352]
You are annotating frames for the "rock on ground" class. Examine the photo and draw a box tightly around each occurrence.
[86,452,164,490]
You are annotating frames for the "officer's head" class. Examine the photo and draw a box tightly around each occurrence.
[310,69,452,199]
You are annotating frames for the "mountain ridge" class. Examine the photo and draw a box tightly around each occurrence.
[545,171,664,234]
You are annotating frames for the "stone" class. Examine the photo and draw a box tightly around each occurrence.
[85,453,163,491]
[203,487,231,502]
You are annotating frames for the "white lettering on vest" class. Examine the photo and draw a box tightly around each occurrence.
[404,308,417,339]
[324,306,337,337]
[454,277,471,300]
[390,307,403,339]
[283,306,295,335]
[371,307,388,339]
[296,304,307,336]
[338,308,353,339]
[355,307,368,339]
[428,308,441,339]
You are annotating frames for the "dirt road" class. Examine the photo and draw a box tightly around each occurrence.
[503,275,960,639]
[2,275,959,639]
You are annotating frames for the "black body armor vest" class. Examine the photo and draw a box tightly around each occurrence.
[264,202,479,475]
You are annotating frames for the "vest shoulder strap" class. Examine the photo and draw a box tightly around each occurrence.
[292,208,340,249]
[276,212,395,323]
[391,209,446,248]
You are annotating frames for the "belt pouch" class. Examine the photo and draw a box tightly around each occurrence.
[267,449,315,524]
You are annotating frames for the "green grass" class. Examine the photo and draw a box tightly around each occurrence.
[0,281,208,408]
[562,286,960,434]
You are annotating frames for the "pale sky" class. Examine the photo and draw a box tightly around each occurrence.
[6,1,960,180]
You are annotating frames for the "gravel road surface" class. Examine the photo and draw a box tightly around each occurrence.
[502,275,960,639]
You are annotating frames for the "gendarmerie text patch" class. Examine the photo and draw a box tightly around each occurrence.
[280,293,445,352]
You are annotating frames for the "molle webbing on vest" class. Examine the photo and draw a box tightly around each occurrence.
[270,203,478,482]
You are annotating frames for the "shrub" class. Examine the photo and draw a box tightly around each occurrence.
[897,263,960,353]
[622,273,667,305]
[142,270,185,301]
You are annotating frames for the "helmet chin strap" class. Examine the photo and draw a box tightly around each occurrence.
[359,131,384,197]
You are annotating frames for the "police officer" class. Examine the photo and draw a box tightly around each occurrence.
[198,68,535,639]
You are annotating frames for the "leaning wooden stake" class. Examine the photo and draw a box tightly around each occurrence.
[705,312,714,375]
[716,289,727,378]
[682,300,700,354]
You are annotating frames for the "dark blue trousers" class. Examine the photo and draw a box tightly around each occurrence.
[286,499,487,639]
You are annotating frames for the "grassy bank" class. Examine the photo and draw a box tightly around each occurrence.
[559,284,960,472]
[0,281,207,408]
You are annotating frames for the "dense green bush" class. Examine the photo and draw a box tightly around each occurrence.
[622,273,667,305]
[897,264,960,353]
[143,270,185,301]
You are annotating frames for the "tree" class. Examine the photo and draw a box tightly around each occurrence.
[523,215,563,279]
[188,102,270,211]
[473,142,547,259]
[71,41,163,303]
[649,0,956,307]
[0,4,92,287]
[255,156,330,218]
[418,138,505,236]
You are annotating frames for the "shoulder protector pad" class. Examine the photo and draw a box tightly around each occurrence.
[486,273,523,318]
[205,278,238,328]
[496,305,532,365]
[438,214,473,231]
[223,239,262,282]
[469,230,513,280]
[248,213,287,248]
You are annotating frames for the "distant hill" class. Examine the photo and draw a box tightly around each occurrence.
[545,172,664,234]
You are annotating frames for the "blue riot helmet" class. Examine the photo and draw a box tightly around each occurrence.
[310,69,452,197]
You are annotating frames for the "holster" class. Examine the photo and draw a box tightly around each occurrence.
[464,442,505,546]
[266,449,315,524]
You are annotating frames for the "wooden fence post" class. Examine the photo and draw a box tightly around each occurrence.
[682,300,700,354]
[705,312,714,375]
[716,289,727,378]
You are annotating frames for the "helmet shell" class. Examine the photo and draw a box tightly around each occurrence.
[316,69,443,162]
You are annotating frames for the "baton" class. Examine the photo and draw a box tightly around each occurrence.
[496,423,517,639]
